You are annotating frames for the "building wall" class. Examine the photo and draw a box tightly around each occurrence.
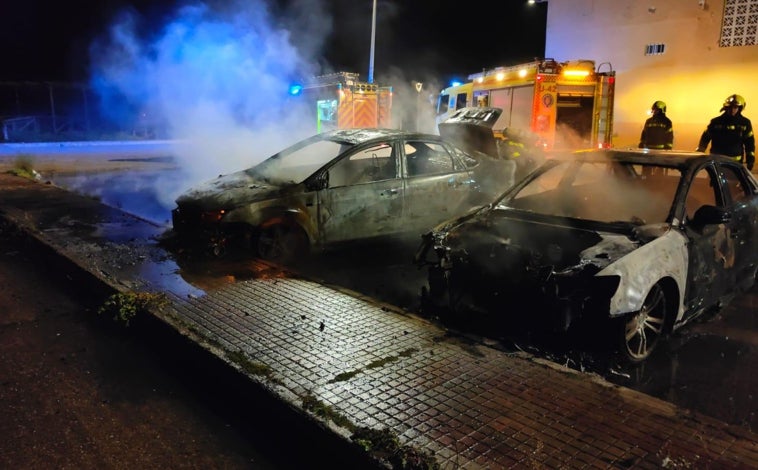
[545,0,758,150]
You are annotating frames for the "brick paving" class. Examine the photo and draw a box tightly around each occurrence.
[1,173,758,469]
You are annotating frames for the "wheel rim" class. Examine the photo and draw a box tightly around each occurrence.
[259,225,287,261]
[258,225,306,263]
[623,284,666,362]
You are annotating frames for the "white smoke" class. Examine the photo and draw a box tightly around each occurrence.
[88,0,331,207]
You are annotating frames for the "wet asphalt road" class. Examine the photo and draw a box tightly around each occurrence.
[44,160,758,435]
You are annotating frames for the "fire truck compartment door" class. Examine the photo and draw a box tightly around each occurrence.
[557,84,595,97]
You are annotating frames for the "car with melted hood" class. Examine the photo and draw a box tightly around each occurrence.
[415,148,758,363]
[171,128,501,262]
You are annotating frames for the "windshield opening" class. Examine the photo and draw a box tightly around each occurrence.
[247,137,350,184]
[502,161,682,225]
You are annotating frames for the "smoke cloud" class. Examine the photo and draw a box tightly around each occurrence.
[88,0,332,207]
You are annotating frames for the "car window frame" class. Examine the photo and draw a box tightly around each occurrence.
[401,139,460,179]
[324,140,399,188]
[677,162,725,225]
[716,162,755,206]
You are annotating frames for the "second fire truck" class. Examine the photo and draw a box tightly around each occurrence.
[294,72,393,133]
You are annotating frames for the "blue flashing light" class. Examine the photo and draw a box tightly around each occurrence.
[450,80,463,87]
[289,84,303,96]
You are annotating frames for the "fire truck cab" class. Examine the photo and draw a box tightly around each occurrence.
[297,72,393,133]
[436,59,615,150]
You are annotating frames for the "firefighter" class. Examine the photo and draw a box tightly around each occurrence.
[638,101,674,150]
[496,128,544,181]
[697,94,755,171]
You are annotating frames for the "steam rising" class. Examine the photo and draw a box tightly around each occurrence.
[89,0,330,206]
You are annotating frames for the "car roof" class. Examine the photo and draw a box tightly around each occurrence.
[322,128,444,145]
[564,148,737,169]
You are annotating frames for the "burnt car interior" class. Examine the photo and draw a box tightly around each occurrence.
[328,142,396,187]
[684,169,719,221]
[405,141,457,177]
[506,162,680,225]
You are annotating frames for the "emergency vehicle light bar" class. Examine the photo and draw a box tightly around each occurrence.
[563,70,591,77]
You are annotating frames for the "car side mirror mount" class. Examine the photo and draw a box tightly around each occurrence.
[305,171,329,191]
[691,204,730,228]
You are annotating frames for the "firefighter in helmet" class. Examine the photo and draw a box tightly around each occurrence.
[638,100,674,150]
[496,127,544,181]
[697,94,755,171]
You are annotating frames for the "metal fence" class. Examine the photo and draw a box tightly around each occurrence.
[0,81,133,142]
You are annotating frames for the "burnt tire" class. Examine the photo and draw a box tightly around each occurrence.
[619,282,667,364]
[257,224,309,265]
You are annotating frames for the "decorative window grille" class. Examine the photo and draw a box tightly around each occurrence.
[720,0,758,47]
[645,43,666,55]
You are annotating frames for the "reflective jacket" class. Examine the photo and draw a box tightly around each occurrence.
[638,113,674,150]
[697,112,756,170]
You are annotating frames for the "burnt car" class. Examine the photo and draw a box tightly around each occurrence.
[415,149,758,363]
[171,128,500,262]
[438,106,544,187]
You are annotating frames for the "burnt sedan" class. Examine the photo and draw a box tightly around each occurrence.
[171,128,493,262]
[415,149,758,363]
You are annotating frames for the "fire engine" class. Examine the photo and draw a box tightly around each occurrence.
[293,72,393,133]
[436,59,615,150]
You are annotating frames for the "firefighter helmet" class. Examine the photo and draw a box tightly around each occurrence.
[651,101,666,113]
[721,94,746,112]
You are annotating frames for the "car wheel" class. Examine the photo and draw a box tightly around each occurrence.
[257,223,309,264]
[619,283,667,363]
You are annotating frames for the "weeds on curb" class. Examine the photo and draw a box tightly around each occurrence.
[301,392,440,470]
[7,155,38,179]
[328,347,419,384]
[351,426,440,470]
[97,291,169,326]
[225,350,279,381]
[301,393,354,430]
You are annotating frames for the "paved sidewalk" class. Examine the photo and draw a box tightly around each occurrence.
[1,172,757,469]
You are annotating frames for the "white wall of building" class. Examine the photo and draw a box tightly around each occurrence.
[545,0,758,150]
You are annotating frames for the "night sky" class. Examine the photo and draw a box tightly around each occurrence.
[2,0,547,84]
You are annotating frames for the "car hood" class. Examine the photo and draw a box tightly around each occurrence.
[175,170,288,210]
[438,107,503,158]
[436,208,647,273]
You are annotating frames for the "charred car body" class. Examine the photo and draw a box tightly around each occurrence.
[438,106,544,188]
[415,149,758,362]
[171,128,505,262]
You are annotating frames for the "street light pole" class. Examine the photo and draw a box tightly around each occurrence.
[368,0,377,84]
[415,81,423,132]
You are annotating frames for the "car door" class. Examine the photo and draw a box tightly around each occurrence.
[401,139,478,232]
[681,164,735,314]
[715,162,758,289]
[316,141,404,243]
